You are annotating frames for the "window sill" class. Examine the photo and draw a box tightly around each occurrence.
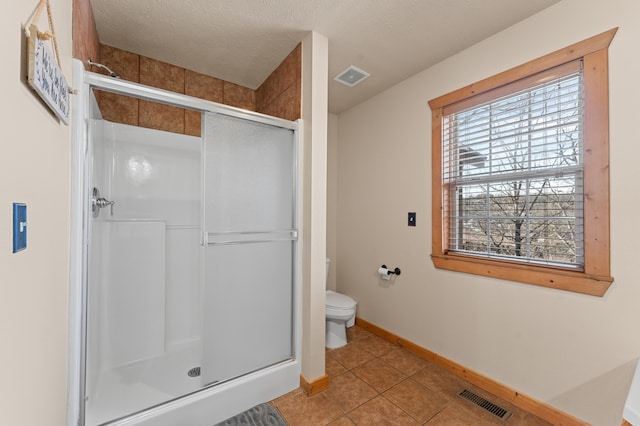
[431,253,613,296]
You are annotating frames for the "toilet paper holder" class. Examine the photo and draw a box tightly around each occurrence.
[379,264,401,276]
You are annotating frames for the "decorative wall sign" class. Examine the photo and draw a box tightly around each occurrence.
[27,24,70,124]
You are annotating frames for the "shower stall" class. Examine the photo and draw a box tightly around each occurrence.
[70,60,301,425]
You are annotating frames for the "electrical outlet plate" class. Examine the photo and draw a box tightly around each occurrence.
[13,203,27,253]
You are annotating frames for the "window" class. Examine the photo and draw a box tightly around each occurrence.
[429,29,617,296]
[446,65,584,267]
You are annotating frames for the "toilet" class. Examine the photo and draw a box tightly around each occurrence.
[325,258,357,349]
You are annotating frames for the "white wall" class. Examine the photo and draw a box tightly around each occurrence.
[300,31,329,382]
[335,0,640,424]
[0,1,72,425]
[326,113,338,292]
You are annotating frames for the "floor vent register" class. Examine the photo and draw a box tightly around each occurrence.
[457,388,512,420]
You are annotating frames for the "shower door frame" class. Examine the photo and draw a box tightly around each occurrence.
[69,59,302,426]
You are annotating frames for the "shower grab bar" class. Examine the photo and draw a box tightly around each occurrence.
[202,229,298,246]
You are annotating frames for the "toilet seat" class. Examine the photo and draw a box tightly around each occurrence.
[326,290,356,310]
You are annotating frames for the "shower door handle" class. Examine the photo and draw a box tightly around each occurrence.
[95,198,114,208]
[92,187,115,217]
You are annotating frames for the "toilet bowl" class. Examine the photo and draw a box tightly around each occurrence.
[325,259,357,349]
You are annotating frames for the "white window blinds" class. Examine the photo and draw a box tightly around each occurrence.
[442,65,584,268]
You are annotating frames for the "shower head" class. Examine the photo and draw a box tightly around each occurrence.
[87,58,121,78]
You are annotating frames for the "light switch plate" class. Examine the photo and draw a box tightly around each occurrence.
[13,203,27,253]
[408,212,416,227]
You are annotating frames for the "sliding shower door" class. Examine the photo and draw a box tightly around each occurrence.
[201,112,297,385]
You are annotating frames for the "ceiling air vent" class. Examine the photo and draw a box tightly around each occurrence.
[334,65,369,87]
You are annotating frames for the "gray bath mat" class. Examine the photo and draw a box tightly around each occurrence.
[215,403,288,426]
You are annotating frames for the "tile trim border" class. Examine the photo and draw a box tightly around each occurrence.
[355,317,588,426]
[300,373,329,396]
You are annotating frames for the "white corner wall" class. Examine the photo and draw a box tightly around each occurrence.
[300,31,329,382]
[335,0,640,424]
[0,1,72,425]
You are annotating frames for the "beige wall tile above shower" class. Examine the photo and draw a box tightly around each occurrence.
[101,44,140,82]
[139,57,186,133]
[97,90,139,126]
[256,44,301,112]
[93,41,301,133]
[184,110,201,137]
[223,82,256,111]
[139,100,185,134]
[185,69,224,102]
[184,70,224,136]
[140,56,185,93]
[72,0,100,68]
[97,45,141,125]
[260,83,300,122]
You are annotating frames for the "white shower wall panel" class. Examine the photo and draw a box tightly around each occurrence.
[103,220,166,368]
[103,122,200,225]
[165,227,201,345]
[92,120,201,363]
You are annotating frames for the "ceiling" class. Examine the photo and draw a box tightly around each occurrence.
[91,0,560,114]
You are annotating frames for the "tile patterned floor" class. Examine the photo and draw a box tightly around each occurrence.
[270,326,553,425]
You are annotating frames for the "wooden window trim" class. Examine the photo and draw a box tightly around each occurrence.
[429,28,617,296]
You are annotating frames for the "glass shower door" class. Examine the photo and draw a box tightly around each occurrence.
[201,112,297,385]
